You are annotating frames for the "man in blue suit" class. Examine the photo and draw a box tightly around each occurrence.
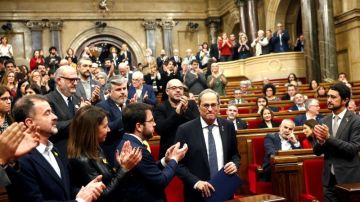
[262,119,301,181]
[6,95,105,202]
[96,77,128,166]
[295,98,323,126]
[128,71,156,106]
[117,103,188,202]
[272,23,290,52]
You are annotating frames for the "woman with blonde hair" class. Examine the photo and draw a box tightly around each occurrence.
[1,71,17,97]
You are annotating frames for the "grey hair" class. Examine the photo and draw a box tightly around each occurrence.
[198,89,220,105]
[305,98,319,111]
[106,77,128,92]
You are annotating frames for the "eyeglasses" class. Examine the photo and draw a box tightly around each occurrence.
[201,103,218,109]
[167,86,184,91]
[0,96,12,102]
[60,76,79,83]
[144,118,155,123]
[81,64,91,67]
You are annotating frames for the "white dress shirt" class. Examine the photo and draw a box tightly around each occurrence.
[36,141,61,178]
[200,117,224,171]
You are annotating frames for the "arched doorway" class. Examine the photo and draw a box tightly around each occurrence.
[75,35,136,67]
[68,26,144,68]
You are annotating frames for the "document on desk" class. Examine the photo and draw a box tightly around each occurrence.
[206,168,242,202]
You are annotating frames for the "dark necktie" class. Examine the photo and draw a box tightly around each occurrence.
[67,97,75,115]
[207,125,218,178]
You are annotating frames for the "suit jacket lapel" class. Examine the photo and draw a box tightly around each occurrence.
[275,134,282,150]
[31,150,67,193]
[217,119,228,163]
[52,148,71,198]
[195,118,210,171]
[54,90,72,118]
[336,111,352,138]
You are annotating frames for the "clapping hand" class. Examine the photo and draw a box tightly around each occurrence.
[116,140,142,170]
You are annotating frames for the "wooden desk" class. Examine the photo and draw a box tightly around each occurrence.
[225,194,286,202]
[270,151,323,202]
[336,183,360,202]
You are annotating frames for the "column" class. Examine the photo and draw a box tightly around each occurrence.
[317,0,338,80]
[301,0,321,82]
[235,0,247,34]
[25,21,46,52]
[159,18,176,57]
[48,20,63,57]
[247,0,259,43]
[205,17,221,44]
[142,19,157,56]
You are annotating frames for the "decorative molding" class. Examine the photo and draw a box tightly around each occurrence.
[48,20,63,31]
[158,18,176,30]
[142,18,157,30]
[205,17,221,28]
[25,20,46,31]
[230,7,240,24]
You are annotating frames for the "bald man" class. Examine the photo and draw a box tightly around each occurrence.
[262,119,301,181]
[46,65,90,162]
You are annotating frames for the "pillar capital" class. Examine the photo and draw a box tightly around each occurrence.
[25,20,46,31]
[48,20,63,31]
[205,17,221,28]
[142,18,157,30]
[234,0,246,6]
[158,18,176,30]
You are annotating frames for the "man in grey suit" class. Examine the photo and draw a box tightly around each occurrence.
[184,60,207,95]
[76,58,104,103]
[314,82,360,202]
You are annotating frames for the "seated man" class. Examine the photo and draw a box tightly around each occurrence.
[262,119,301,181]
[281,84,297,101]
[288,93,306,111]
[226,104,248,130]
[228,89,248,105]
[347,99,359,115]
[239,80,251,95]
[295,98,323,126]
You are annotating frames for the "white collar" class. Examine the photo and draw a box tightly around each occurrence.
[333,108,347,120]
[200,117,218,129]
[36,140,54,153]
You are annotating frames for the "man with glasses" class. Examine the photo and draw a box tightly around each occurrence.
[154,79,199,159]
[175,89,240,201]
[76,58,104,103]
[46,65,90,162]
[294,98,323,126]
[117,102,188,202]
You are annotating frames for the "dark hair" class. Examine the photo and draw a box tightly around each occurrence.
[309,80,319,90]
[329,82,351,107]
[190,59,199,65]
[68,105,107,160]
[123,103,153,134]
[256,96,269,107]
[262,83,276,96]
[304,119,318,129]
[0,84,11,97]
[338,72,347,78]
[4,60,15,67]
[48,46,57,52]
[12,95,48,122]
[260,107,274,121]
[287,73,298,82]
[25,83,42,94]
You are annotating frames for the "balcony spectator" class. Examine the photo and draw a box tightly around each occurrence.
[251,30,269,56]
[237,33,251,59]
[294,34,305,52]
[218,33,233,62]
[272,23,290,52]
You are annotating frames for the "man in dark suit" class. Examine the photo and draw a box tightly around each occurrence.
[156,49,168,72]
[175,89,240,202]
[96,77,128,167]
[117,103,188,202]
[128,71,156,106]
[226,104,248,130]
[288,93,306,111]
[46,65,89,162]
[76,58,104,103]
[313,83,360,202]
[170,48,182,71]
[295,98,323,126]
[118,62,133,87]
[183,60,207,95]
[7,95,105,202]
[119,43,132,67]
[154,79,199,159]
[0,122,40,186]
[281,84,297,100]
[272,23,290,52]
[262,119,301,181]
